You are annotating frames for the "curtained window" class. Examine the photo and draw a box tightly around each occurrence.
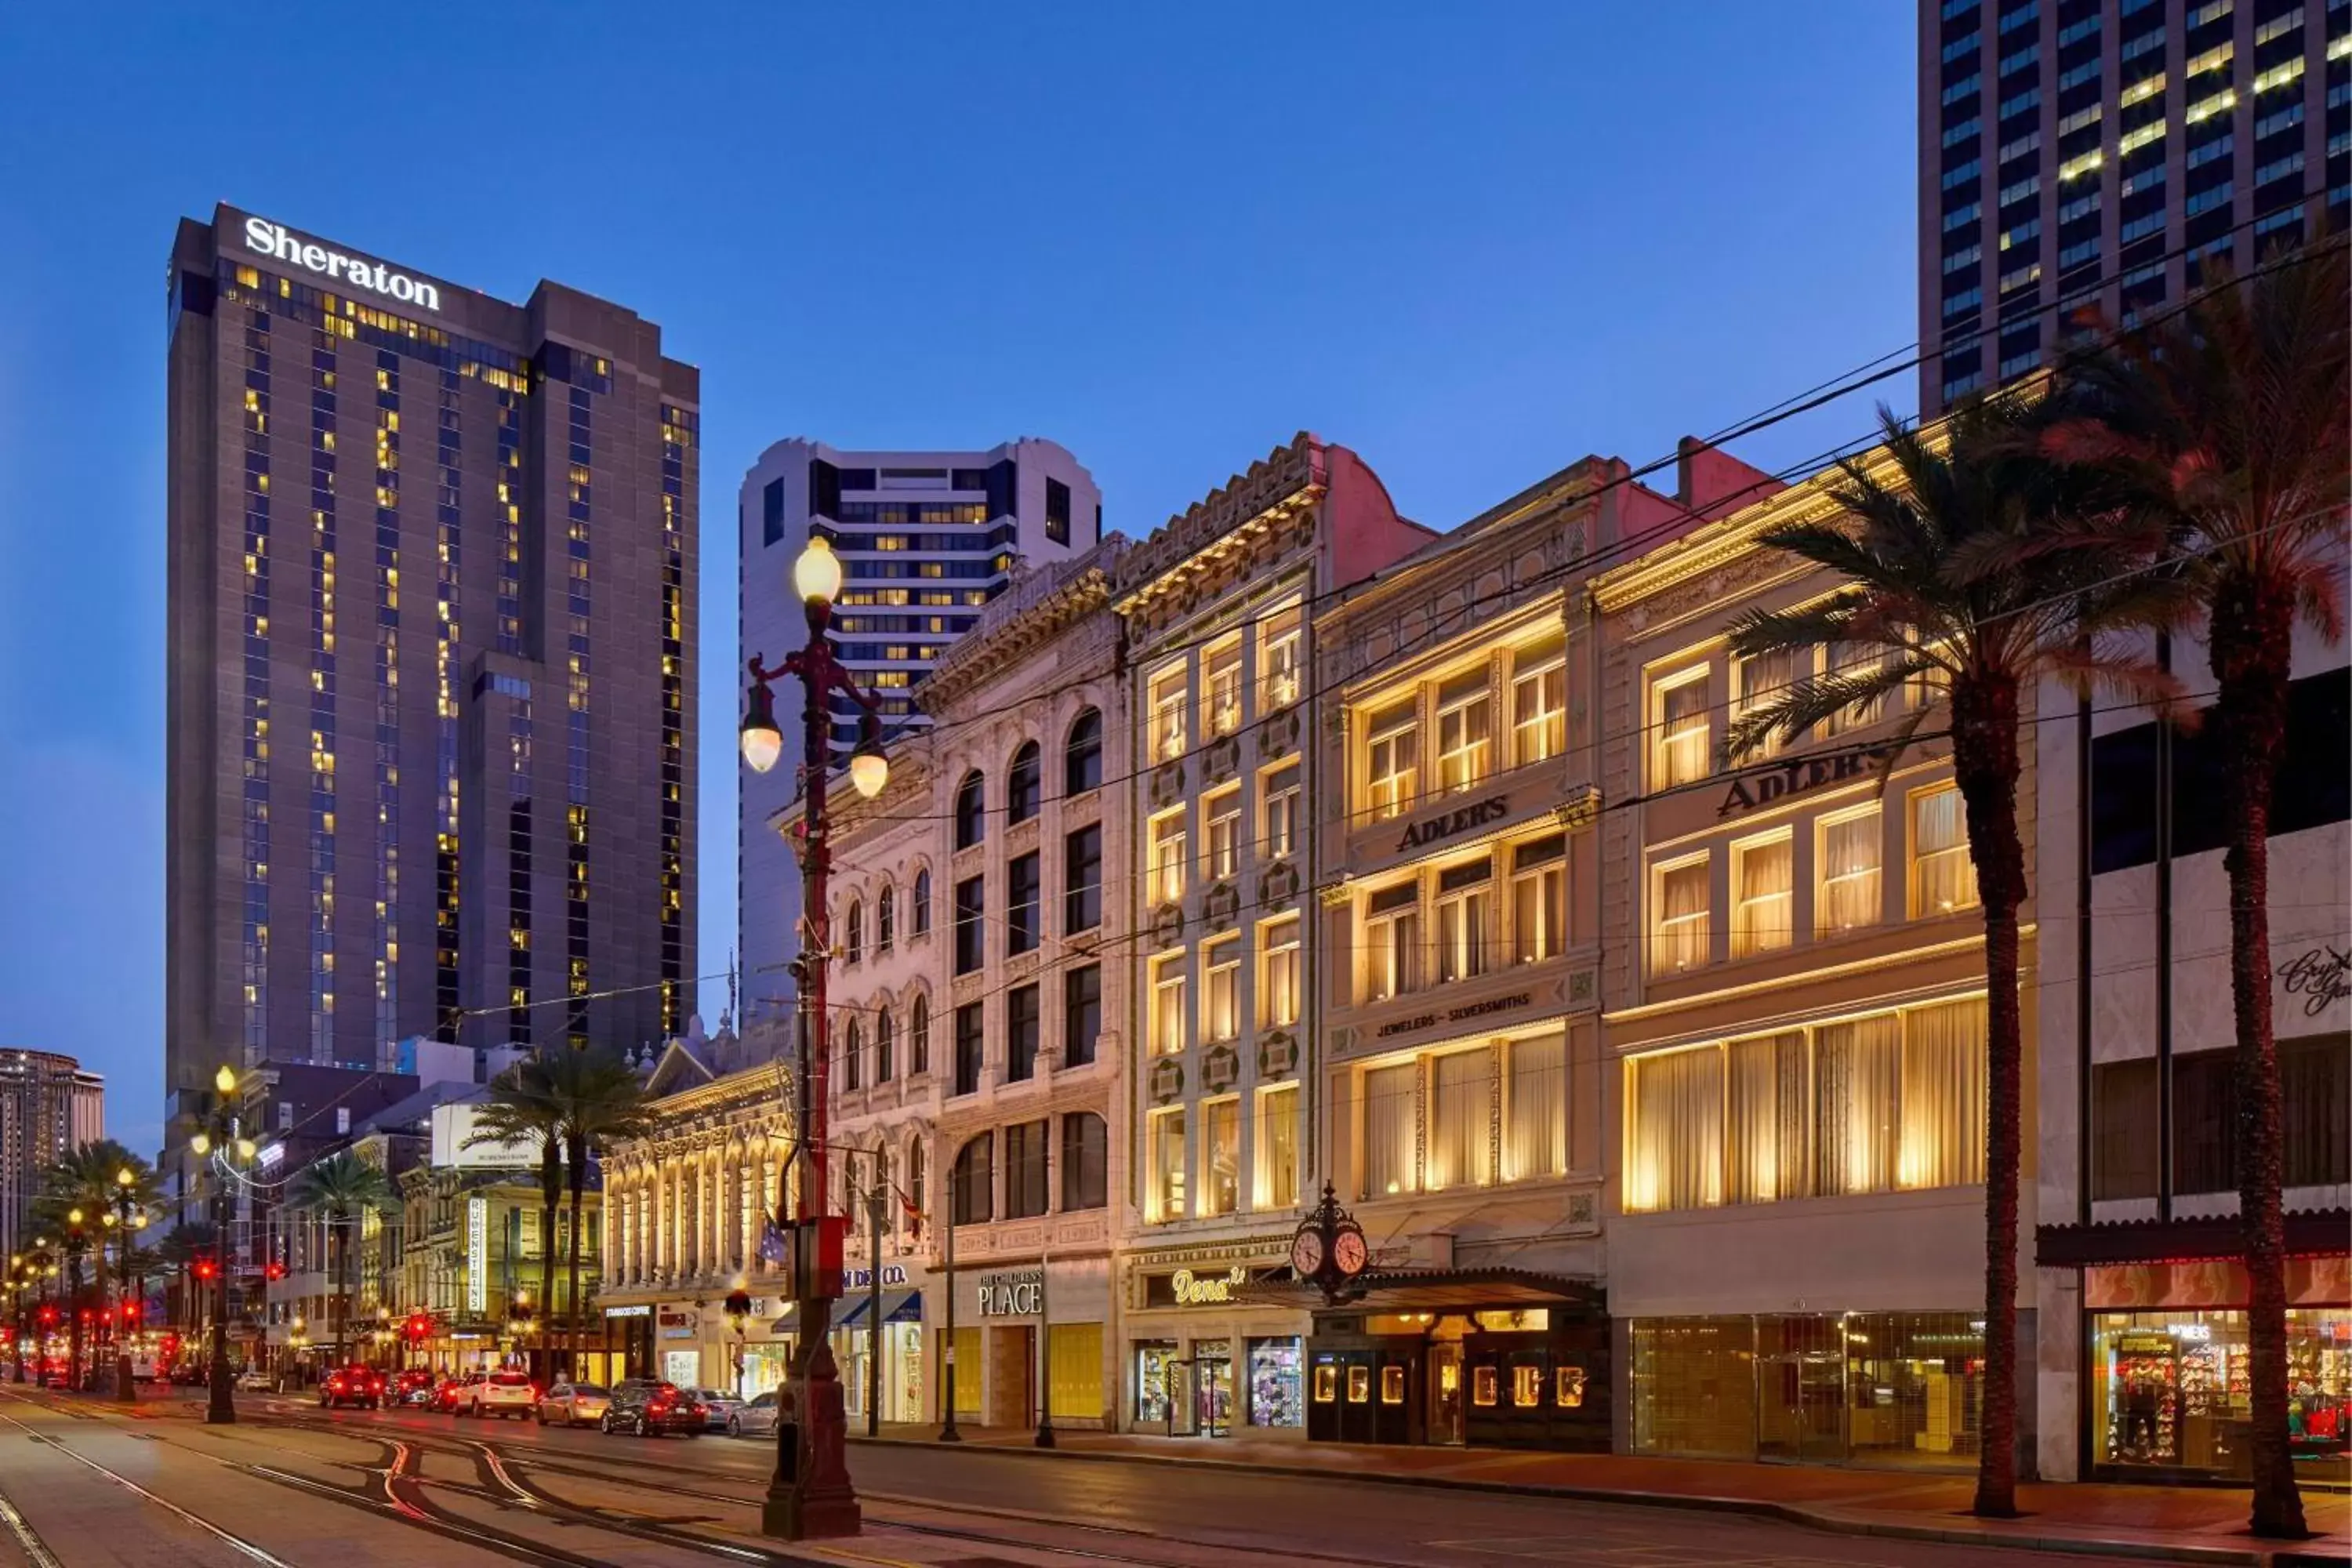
[1257,1083,1299,1209]
[1817,808,1882,934]
[1626,1047,1723,1211]
[1731,835,1792,958]
[1147,1108,1187,1221]
[1202,1097,1241,1217]
[1655,671,1709,786]
[1504,1033,1566,1181]
[1814,1012,1904,1196]
[1261,916,1301,1028]
[1362,1063,1421,1197]
[1428,1048,1497,1191]
[1909,785,1979,916]
[1725,1032,1808,1203]
[1899,996,1987,1189]
[1653,855,1711,975]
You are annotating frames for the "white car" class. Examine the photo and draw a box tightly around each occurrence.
[727,1390,782,1438]
[537,1382,611,1428]
[458,1369,539,1419]
[235,1367,271,1392]
[691,1388,743,1432]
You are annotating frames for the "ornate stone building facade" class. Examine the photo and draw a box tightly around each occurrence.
[824,539,1135,1429]
[1113,435,1432,1437]
[1594,445,2016,1471]
[597,1015,799,1392]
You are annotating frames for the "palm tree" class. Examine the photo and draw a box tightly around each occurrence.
[542,1049,656,1373]
[34,1140,154,1388]
[1720,397,2183,1518]
[2045,236,2349,1538]
[470,1059,567,1362]
[286,1152,397,1364]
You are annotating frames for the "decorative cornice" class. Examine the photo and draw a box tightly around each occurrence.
[1112,434,1327,614]
[919,539,1129,712]
[1590,439,1923,615]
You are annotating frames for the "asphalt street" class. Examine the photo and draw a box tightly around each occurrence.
[0,1387,2174,1567]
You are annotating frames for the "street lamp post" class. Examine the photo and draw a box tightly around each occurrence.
[111,1167,144,1403]
[189,1065,256,1425]
[741,535,888,1542]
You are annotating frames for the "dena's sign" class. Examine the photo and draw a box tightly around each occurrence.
[243,216,442,312]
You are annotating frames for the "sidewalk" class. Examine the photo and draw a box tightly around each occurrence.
[850,1422,2352,1566]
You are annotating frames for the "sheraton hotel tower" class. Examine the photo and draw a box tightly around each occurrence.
[166,206,698,1098]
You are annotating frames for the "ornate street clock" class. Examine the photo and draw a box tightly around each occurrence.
[1290,1181,1371,1305]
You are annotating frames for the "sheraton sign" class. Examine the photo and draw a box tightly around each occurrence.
[1717,744,1895,817]
[243,217,442,312]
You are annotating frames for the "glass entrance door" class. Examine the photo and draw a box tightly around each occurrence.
[1429,1343,1465,1445]
[1759,1351,1846,1462]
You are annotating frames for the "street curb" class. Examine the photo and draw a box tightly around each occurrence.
[848,1433,2302,1566]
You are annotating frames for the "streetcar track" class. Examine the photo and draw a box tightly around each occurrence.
[7,1390,1408,1568]
[0,1480,64,1568]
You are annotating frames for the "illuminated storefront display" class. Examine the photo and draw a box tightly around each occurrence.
[1631,1312,1985,1467]
[2090,1308,2350,1481]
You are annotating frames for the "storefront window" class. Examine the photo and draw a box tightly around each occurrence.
[2092,1308,2352,1481]
[1472,1366,1499,1406]
[1047,1323,1102,1421]
[1134,1341,1178,1425]
[1312,1360,1338,1404]
[1348,1365,1371,1403]
[1381,1365,1407,1405]
[1632,1316,1756,1460]
[1196,1340,1235,1432]
[1247,1338,1303,1427]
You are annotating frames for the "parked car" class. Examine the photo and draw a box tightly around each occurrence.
[391,1370,437,1406]
[689,1388,743,1432]
[727,1389,782,1439]
[235,1367,272,1392]
[318,1364,385,1410]
[456,1368,539,1419]
[536,1381,611,1428]
[430,1376,468,1414]
[599,1379,704,1437]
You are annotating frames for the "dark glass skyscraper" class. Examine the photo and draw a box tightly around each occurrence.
[1920,0,2347,415]
[167,206,696,1098]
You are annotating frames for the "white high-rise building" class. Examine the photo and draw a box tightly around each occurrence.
[737,438,1100,1020]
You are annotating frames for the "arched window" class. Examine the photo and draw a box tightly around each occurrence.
[844,900,864,964]
[1065,708,1103,794]
[905,1138,927,1236]
[1007,742,1042,823]
[955,771,986,850]
[875,1008,895,1083]
[1061,1111,1109,1211]
[877,886,895,952]
[843,1018,863,1092]
[912,869,933,936]
[909,994,931,1074]
[952,1133,994,1225]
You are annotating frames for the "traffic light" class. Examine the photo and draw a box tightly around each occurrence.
[403,1313,430,1342]
[36,1306,56,1327]
[121,1304,140,1326]
[264,1261,286,1282]
[192,1258,218,1283]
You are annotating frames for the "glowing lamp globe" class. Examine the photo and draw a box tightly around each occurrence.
[793,535,844,605]
[740,677,783,775]
[849,750,888,800]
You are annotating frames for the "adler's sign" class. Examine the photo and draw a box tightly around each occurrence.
[243,217,442,312]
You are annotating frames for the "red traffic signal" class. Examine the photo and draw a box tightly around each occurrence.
[36,1306,56,1327]
[403,1313,431,1341]
[121,1304,140,1325]
[263,1261,286,1282]
[191,1258,218,1282]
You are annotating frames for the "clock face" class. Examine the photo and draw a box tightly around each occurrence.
[1333,1230,1368,1276]
[1290,1229,1326,1278]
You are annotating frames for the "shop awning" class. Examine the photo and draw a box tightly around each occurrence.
[833,1290,921,1328]
[2037,1210,2351,1269]
[1238,1266,1603,1313]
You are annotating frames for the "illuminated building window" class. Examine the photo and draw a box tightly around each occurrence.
[1366,702,1419,820]
[1653,669,1710,787]
[1730,833,1793,959]
[1817,807,1884,935]
[1651,854,1711,976]
[1909,784,1980,916]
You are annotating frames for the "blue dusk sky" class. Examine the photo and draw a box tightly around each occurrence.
[0,4,1915,1156]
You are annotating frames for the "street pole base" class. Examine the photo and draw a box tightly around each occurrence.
[204,1404,238,1425]
[761,1487,861,1540]
[938,1422,962,1443]
[1036,1425,1056,1449]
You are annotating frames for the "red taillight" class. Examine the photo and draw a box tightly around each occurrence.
[648,1401,669,1414]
